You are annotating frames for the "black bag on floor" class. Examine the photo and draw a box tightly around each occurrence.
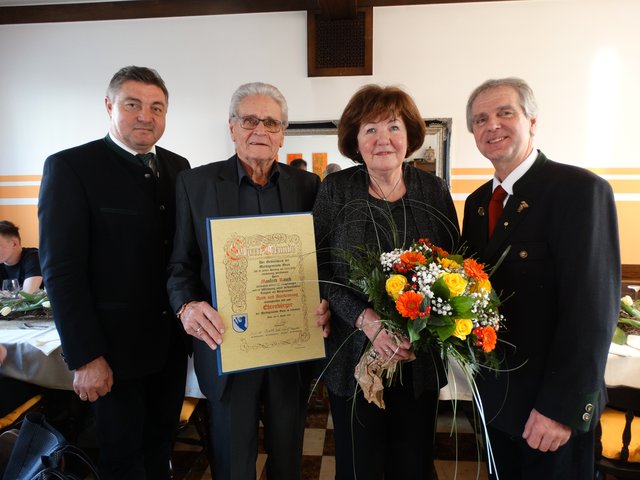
[2,412,100,480]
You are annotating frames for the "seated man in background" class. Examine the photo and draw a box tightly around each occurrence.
[0,221,42,293]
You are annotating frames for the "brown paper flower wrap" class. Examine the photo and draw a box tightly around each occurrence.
[354,348,417,408]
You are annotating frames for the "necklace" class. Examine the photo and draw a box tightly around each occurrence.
[369,171,403,201]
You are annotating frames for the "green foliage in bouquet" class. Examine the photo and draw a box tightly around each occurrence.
[338,238,504,373]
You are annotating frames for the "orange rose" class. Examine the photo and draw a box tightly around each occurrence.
[396,291,423,319]
[463,258,489,280]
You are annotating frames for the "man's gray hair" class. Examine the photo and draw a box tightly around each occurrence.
[229,82,289,128]
[466,77,538,132]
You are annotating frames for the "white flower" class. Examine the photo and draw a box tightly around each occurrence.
[622,295,633,307]
[42,301,51,309]
[1,306,12,316]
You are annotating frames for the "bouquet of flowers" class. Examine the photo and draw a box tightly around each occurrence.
[343,238,504,408]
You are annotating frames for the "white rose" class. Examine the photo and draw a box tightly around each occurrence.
[622,295,633,306]
[1,306,12,316]
[42,301,51,309]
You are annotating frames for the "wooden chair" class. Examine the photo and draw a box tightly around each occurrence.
[0,395,43,477]
[0,394,42,433]
[595,386,640,479]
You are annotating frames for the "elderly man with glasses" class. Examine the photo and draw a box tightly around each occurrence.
[167,82,330,480]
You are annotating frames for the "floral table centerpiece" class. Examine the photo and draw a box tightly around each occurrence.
[614,295,640,345]
[0,289,51,319]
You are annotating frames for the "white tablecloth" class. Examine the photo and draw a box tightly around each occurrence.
[605,335,640,389]
[2,321,639,399]
[0,319,205,396]
[0,319,73,390]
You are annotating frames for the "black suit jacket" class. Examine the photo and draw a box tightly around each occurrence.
[38,138,190,378]
[461,151,620,435]
[166,155,321,401]
[313,165,460,398]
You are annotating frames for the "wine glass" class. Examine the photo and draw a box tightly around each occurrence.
[2,278,20,298]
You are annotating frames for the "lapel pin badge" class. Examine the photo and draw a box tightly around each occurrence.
[517,201,529,213]
[478,207,485,216]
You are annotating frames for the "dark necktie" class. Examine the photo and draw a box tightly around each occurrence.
[488,185,507,237]
[136,153,158,177]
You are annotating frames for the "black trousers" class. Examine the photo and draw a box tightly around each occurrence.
[329,371,439,480]
[486,425,595,480]
[207,365,308,480]
[91,341,187,480]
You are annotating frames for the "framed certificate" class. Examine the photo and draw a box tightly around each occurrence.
[207,212,326,374]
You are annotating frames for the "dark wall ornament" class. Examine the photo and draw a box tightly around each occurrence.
[307,7,373,77]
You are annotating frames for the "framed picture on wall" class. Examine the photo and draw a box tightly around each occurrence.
[284,118,451,185]
[406,119,451,185]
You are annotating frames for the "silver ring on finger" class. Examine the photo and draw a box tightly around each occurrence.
[79,394,87,400]
[195,327,202,334]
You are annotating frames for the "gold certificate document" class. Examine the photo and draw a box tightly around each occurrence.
[208,213,325,374]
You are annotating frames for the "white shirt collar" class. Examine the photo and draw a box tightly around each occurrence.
[492,148,538,196]
[108,132,156,157]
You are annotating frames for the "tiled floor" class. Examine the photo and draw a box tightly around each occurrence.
[172,398,490,480]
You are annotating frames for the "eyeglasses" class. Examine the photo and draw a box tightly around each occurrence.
[233,115,283,133]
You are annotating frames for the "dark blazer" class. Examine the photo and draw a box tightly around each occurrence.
[166,155,321,401]
[38,138,190,378]
[461,151,620,435]
[313,165,460,398]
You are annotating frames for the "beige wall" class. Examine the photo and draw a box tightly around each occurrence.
[1,0,638,262]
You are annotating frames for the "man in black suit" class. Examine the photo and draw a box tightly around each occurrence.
[38,66,190,480]
[166,82,329,480]
[462,77,620,479]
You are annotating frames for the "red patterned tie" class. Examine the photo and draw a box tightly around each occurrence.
[488,185,507,237]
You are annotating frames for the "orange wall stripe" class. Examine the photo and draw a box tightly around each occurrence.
[0,172,638,263]
[617,203,640,264]
[451,179,488,193]
[606,180,640,193]
[0,186,41,198]
[0,175,42,182]
[451,168,494,175]
[590,168,640,175]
